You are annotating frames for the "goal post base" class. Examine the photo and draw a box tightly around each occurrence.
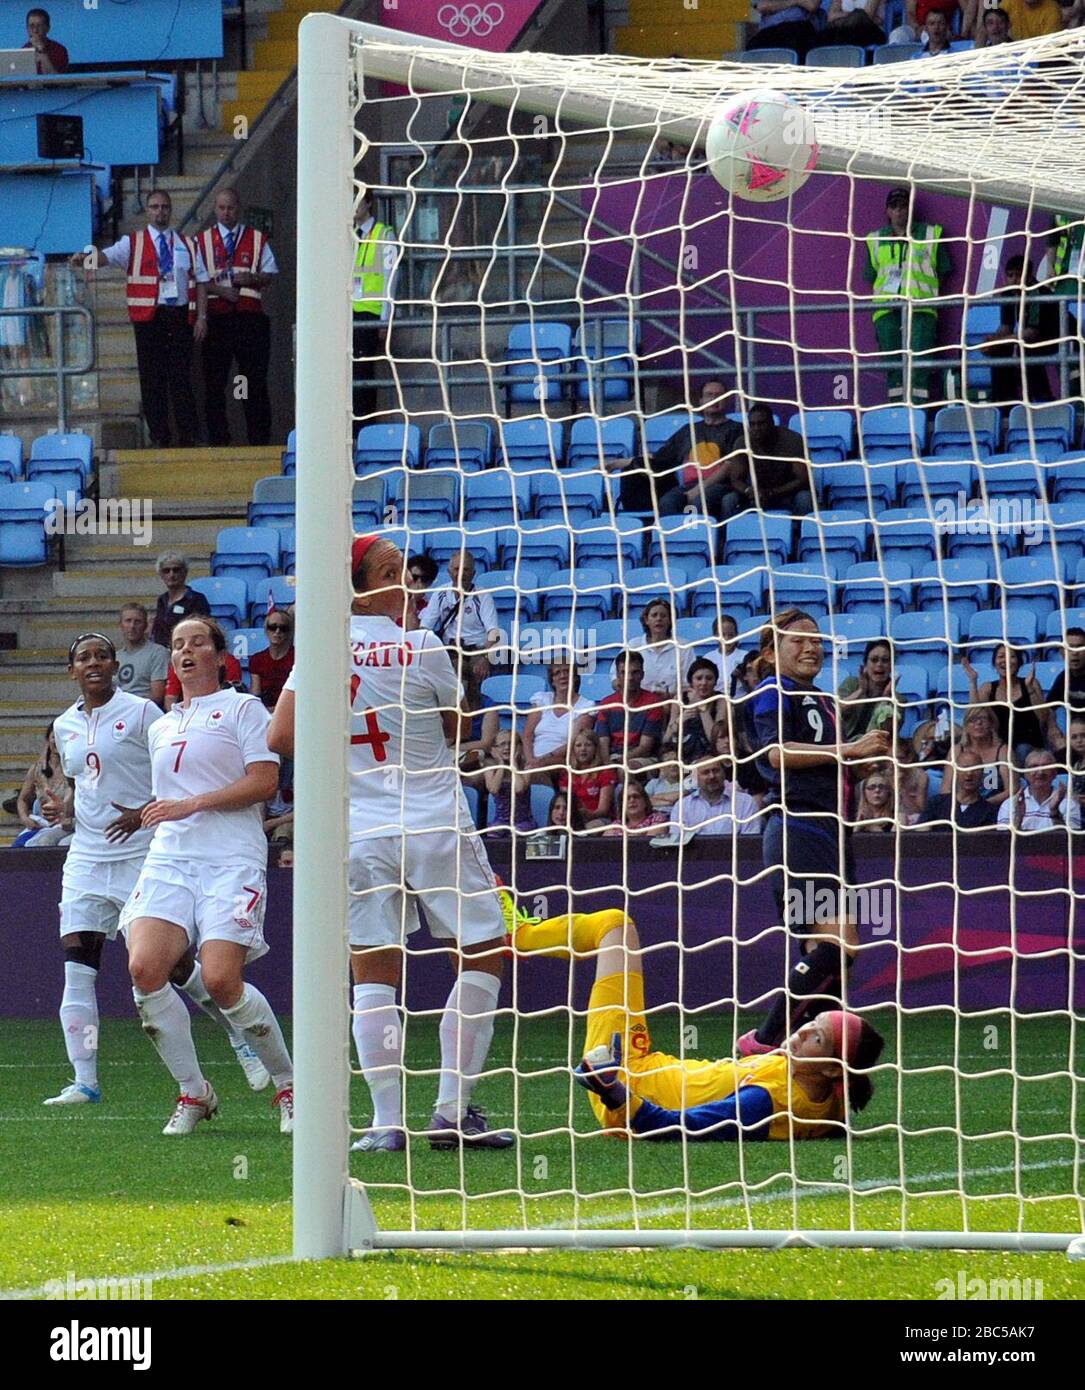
[344,1180,380,1253]
[354,1229,1079,1254]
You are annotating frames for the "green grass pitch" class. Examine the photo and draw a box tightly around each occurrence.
[2,1010,1083,1300]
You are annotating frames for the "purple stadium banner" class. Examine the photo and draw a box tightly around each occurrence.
[6,835,1083,1020]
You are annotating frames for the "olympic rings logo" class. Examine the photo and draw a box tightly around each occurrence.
[437,3,506,39]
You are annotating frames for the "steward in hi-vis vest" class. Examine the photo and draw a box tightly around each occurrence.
[198,187,279,448]
[864,186,952,404]
[352,189,398,422]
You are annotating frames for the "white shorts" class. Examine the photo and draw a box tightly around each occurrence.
[119,858,269,963]
[59,854,144,939]
[349,828,503,949]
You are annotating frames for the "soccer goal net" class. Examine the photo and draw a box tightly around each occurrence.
[292,14,1085,1258]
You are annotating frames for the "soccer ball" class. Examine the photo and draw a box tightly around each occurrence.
[705,89,818,203]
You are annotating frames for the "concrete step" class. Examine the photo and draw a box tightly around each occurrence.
[61,520,227,561]
[105,449,280,502]
[615,20,742,55]
[0,673,76,703]
[0,648,68,667]
[50,568,209,600]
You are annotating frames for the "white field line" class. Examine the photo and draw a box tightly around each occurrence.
[1,1157,1076,1298]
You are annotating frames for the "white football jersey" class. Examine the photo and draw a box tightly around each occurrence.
[283,614,468,839]
[54,689,157,862]
[144,687,278,870]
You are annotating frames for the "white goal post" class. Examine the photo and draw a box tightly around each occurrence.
[293,12,1085,1260]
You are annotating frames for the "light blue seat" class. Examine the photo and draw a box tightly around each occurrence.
[27,430,93,499]
[839,561,913,621]
[0,436,24,482]
[728,47,799,63]
[579,670,618,703]
[787,409,855,463]
[498,417,564,472]
[894,662,930,736]
[501,517,572,574]
[1043,607,1085,658]
[243,574,295,626]
[1037,503,1085,574]
[588,618,635,664]
[281,428,296,475]
[211,526,281,584]
[915,557,990,620]
[644,412,701,456]
[978,456,1046,501]
[876,507,939,570]
[618,566,670,621]
[190,576,249,629]
[966,608,1038,659]
[249,475,297,528]
[464,471,531,525]
[963,304,1001,398]
[1052,455,1085,503]
[531,783,556,828]
[229,627,270,669]
[425,421,493,473]
[675,616,715,649]
[480,672,548,712]
[1001,553,1061,622]
[414,523,500,572]
[477,567,541,625]
[534,471,606,523]
[351,476,386,530]
[393,471,460,526]
[899,458,976,507]
[542,567,615,624]
[648,516,716,568]
[566,416,636,473]
[768,562,833,621]
[722,512,791,566]
[505,322,573,404]
[354,422,422,471]
[929,405,1001,458]
[1005,403,1075,461]
[574,320,638,404]
[826,611,888,646]
[891,610,961,681]
[797,511,869,575]
[861,406,927,461]
[0,480,56,566]
[806,44,865,66]
[818,462,897,511]
[280,528,296,575]
[574,515,646,570]
[690,564,766,619]
[873,41,921,62]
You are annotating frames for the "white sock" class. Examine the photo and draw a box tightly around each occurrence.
[436,970,501,1121]
[60,961,99,1090]
[352,983,403,1130]
[222,984,293,1090]
[177,962,245,1051]
[133,984,205,1097]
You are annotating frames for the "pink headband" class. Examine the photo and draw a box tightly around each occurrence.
[826,1010,863,1067]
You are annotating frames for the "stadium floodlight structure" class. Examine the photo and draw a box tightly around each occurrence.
[294,11,1085,1259]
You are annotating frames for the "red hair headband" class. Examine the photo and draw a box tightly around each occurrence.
[351,534,380,578]
[826,1010,863,1067]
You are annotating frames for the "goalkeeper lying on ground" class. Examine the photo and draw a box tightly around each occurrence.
[504,901,884,1140]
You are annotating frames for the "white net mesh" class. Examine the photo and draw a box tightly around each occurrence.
[297,19,1085,1246]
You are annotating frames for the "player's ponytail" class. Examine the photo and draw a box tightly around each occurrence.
[842,1020,884,1113]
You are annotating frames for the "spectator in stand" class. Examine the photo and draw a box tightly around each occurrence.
[963,645,1048,765]
[594,650,666,770]
[661,658,727,767]
[603,778,670,838]
[71,190,208,448]
[1067,715,1085,829]
[11,723,73,848]
[986,0,1063,35]
[263,760,294,851]
[700,613,750,695]
[1058,0,1084,26]
[745,0,823,59]
[249,608,295,710]
[522,656,595,781]
[960,705,1011,808]
[810,0,887,49]
[913,8,955,50]
[559,730,618,830]
[198,187,278,447]
[899,763,930,824]
[853,768,896,832]
[838,640,896,742]
[676,757,763,839]
[482,729,535,838]
[1046,629,1085,753]
[150,553,210,648]
[627,598,683,700]
[863,187,951,406]
[116,601,168,706]
[719,404,813,518]
[978,255,1057,406]
[24,9,68,74]
[406,552,439,630]
[545,790,584,835]
[643,759,691,812]
[602,380,740,518]
[457,652,499,777]
[917,751,999,827]
[352,189,397,421]
[972,3,1013,41]
[997,750,1064,830]
[420,549,501,657]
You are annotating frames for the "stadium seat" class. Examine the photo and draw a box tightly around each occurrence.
[504,322,574,404]
[476,567,541,625]
[26,431,92,499]
[643,412,701,456]
[826,611,888,647]
[929,405,1001,458]
[497,417,564,472]
[574,320,638,403]
[899,458,976,507]
[0,435,23,482]
[945,524,1018,566]
[1037,503,1085,574]
[787,409,855,463]
[722,512,792,567]
[574,515,646,570]
[966,608,1038,658]
[875,507,939,570]
[501,517,571,575]
[1001,553,1062,621]
[531,782,556,828]
[619,566,670,621]
[768,563,834,621]
[354,422,422,471]
[963,304,1001,398]
[891,612,961,687]
[481,672,548,715]
[690,564,766,619]
[861,406,927,460]
[533,472,605,523]
[542,567,616,624]
[818,461,897,511]
[1005,403,1075,461]
[393,471,460,525]
[565,416,637,471]
[579,670,618,703]
[463,471,531,525]
[894,663,930,736]
[351,476,386,530]
[211,526,281,584]
[190,576,249,629]
[978,456,1046,501]
[674,616,715,649]
[414,523,500,572]
[1043,607,1085,658]
[280,528,296,576]
[463,784,483,830]
[1052,455,1085,503]
[281,429,297,475]
[873,42,921,62]
[728,47,799,63]
[589,618,634,663]
[649,516,717,569]
[0,480,55,566]
[806,44,865,66]
[249,476,297,529]
[248,575,296,626]
[229,627,271,668]
[797,511,869,576]
[915,557,990,620]
[839,561,913,622]
[425,420,493,473]
[516,622,582,666]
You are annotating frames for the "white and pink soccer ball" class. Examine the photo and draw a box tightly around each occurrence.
[705,89,819,203]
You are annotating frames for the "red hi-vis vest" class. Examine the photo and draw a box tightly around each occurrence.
[126,230,198,324]
[199,225,267,315]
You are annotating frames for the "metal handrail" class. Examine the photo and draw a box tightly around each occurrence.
[0,303,95,433]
